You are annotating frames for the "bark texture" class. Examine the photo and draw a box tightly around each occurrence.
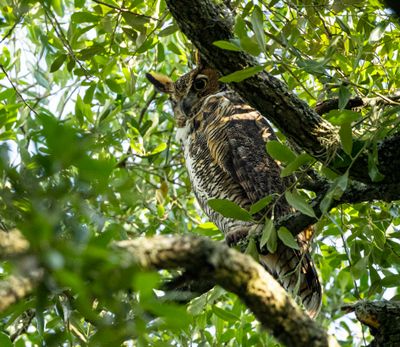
[114,235,340,347]
[0,229,339,347]
[165,0,400,185]
[344,301,400,347]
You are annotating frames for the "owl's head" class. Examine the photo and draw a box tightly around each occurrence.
[146,64,221,126]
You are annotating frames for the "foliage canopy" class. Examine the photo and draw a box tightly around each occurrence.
[0,0,400,346]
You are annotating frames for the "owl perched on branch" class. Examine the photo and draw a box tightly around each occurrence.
[146,59,321,318]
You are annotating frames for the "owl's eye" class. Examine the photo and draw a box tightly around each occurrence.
[193,76,208,91]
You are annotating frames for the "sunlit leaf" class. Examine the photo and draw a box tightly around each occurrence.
[251,5,265,52]
[213,40,242,52]
[219,66,264,83]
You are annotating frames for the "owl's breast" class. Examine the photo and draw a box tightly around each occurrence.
[176,114,253,234]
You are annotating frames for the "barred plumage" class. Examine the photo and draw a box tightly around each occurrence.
[146,62,321,318]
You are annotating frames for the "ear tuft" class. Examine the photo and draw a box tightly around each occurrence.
[146,72,174,94]
[194,50,205,69]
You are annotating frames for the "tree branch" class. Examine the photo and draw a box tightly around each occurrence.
[315,94,400,116]
[343,300,400,347]
[164,0,400,185]
[0,228,338,346]
[0,229,30,257]
[222,180,400,252]
[114,235,339,347]
[0,230,42,312]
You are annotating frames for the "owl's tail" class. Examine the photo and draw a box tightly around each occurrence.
[259,227,321,318]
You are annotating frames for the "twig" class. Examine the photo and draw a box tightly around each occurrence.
[92,0,160,21]
[0,64,38,116]
[41,2,92,80]
[0,18,21,44]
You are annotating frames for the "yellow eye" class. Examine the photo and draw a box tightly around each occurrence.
[193,77,208,91]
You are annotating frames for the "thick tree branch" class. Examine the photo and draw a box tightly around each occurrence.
[233,181,400,251]
[0,230,42,312]
[114,235,339,347]
[0,229,338,346]
[315,94,400,115]
[315,97,365,115]
[0,229,30,257]
[164,0,400,185]
[343,300,400,347]
[0,269,42,312]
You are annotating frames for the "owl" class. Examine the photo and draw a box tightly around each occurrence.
[146,60,321,318]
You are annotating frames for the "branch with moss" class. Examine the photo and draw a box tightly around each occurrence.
[0,228,337,346]
[113,235,339,347]
[164,0,400,185]
[342,300,400,347]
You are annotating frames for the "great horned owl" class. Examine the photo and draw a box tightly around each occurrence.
[146,61,321,318]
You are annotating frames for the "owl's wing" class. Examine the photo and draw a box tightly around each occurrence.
[206,99,289,211]
[203,96,321,318]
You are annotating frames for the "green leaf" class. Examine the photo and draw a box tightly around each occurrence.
[381,275,400,287]
[297,59,326,75]
[339,123,353,156]
[277,227,299,250]
[245,237,259,260]
[338,85,351,109]
[50,54,67,72]
[188,293,207,315]
[208,199,252,221]
[234,16,247,39]
[371,227,386,250]
[213,40,242,52]
[167,42,181,55]
[266,141,296,163]
[368,152,385,182]
[159,24,178,37]
[75,94,93,123]
[369,23,387,43]
[0,88,15,101]
[71,12,100,23]
[351,256,369,279]
[281,153,313,177]
[260,218,275,249]
[212,306,239,323]
[83,84,96,104]
[249,195,274,215]
[122,12,150,30]
[219,66,264,83]
[0,332,12,347]
[320,172,348,213]
[148,142,167,156]
[335,17,350,35]
[239,36,261,56]
[285,190,316,218]
[251,5,265,52]
[78,45,105,60]
[326,110,361,126]
[266,222,277,253]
